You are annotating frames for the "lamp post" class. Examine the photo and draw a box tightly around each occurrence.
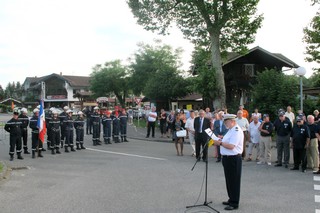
[295,67,307,112]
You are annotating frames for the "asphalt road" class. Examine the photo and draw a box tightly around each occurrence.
[0,113,318,213]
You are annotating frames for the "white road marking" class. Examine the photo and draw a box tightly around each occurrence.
[314,176,320,181]
[316,209,320,213]
[86,148,167,161]
[315,185,320,191]
[315,195,320,203]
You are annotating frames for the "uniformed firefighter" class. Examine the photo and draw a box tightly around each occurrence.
[29,108,43,158]
[102,111,112,144]
[119,109,129,142]
[5,109,24,161]
[45,107,53,151]
[48,109,61,154]
[59,106,69,148]
[63,109,75,152]
[85,107,93,134]
[91,106,101,146]
[18,107,30,154]
[74,111,86,150]
[112,111,121,143]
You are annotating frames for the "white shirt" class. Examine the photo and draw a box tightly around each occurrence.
[285,111,295,125]
[248,121,261,144]
[148,112,157,122]
[185,117,195,133]
[235,117,249,131]
[221,124,244,156]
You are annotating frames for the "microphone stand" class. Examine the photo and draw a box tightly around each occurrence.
[186,131,220,213]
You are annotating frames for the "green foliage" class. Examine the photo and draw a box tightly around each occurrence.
[4,81,22,100]
[90,60,129,107]
[303,11,320,72]
[129,41,189,101]
[127,0,263,107]
[251,69,299,120]
[304,98,318,115]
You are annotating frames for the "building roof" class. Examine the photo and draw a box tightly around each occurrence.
[177,93,202,101]
[223,46,299,68]
[0,97,22,104]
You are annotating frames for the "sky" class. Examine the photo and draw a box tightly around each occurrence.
[0,0,318,88]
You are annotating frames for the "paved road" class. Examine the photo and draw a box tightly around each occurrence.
[0,114,318,213]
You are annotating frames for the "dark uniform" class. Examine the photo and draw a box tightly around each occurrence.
[91,111,101,146]
[273,115,292,167]
[74,115,85,150]
[5,113,23,161]
[85,108,93,134]
[18,111,30,154]
[112,114,120,143]
[59,111,68,148]
[290,120,310,172]
[63,113,75,152]
[48,116,61,154]
[45,110,53,151]
[119,111,129,142]
[102,114,112,144]
[29,113,43,158]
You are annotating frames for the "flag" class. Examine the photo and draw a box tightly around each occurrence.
[37,99,46,143]
[11,101,14,110]
[208,139,214,147]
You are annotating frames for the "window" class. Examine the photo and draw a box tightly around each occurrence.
[244,64,255,77]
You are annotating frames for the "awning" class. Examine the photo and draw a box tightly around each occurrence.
[83,102,98,106]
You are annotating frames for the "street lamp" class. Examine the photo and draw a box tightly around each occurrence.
[295,67,307,112]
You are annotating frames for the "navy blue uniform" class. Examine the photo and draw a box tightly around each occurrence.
[59,111,67,147]
[112,116,120,143]
[48,117,61,153]
[63,115,75,152]
[74,116,85,149]
[5,118,23,158]
[45,111,52,150]
[18,113,29,153]
[119,112,128,142]
[91,112,101,145]
[102,115,112,144]
[29,115,43,157]
[291,123,310,171]
[85,110,93,134]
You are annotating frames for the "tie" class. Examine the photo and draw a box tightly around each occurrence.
[200,118,203,133]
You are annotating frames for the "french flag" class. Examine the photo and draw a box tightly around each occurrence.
[37,99,46,143]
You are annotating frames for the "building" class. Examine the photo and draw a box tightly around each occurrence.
[22,73,95,109]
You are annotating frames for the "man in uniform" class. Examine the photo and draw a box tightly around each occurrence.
[258,114,273,166]
[48,109,61,154]
[74,111,86,150]
[91,106,101,146]
[102,111,112,144]
[5,109,24,161]
[85,107,93,134]
[119,108,129,142]
[215,114,243,211]
[29,108,43,158]
[273,110,292,168]
[45,108,54,151]
[112,111,121,143]
[18,108,30,154]
[63,109,76,152]
[290,115,310,172]
[59,106,69,148]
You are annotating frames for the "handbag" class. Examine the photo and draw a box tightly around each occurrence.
[176,129,187,137]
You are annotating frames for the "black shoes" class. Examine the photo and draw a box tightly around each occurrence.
[290,167,299,170]
[274,164,282,167]
[216,159,221,163]
[225,206,238,211]
[222,201,230,205]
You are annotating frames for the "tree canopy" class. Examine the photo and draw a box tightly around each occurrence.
[90,60,129,107]
[127,0,263,108]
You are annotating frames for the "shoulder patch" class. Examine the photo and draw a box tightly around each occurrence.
[235,127,239,131]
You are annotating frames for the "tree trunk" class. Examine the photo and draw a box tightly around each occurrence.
[210,33,226,109]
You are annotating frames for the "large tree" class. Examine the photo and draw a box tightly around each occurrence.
[90,60,129,107]
[127,0,263,108]
[129,41,189,101]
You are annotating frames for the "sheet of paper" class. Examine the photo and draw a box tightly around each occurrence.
[205,128,220,141]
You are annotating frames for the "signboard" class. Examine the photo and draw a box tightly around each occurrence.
[97,97,108,103]
[47,95,67,100]
[186,104,193,110]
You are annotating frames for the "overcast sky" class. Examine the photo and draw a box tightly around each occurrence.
[0,0,318,88]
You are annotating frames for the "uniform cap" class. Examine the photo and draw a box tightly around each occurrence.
[223,114,237,121]
[33,108,39,113]
[63,106,69,110]
[13,108,19,115]
[94,106,99,110]
[278,111,285,116]
[36,105,40,109]
[263,114,269,118]
[77,111,83,115]
[21,108,28,113]
[66,109,73,113]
